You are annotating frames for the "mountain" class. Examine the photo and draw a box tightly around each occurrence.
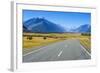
[23,18,66,33]
[72,24,91,33]
[23,25,28,32]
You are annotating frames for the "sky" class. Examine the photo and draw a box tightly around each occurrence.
[23,10,91,29]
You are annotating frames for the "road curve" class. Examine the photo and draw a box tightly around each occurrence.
[23,39,91,62]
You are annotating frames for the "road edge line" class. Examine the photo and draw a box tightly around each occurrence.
[23,40,68,57]
[80,45,91,57]
[23,46,46,57]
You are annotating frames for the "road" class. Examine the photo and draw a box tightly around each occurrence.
[23,39,91,62]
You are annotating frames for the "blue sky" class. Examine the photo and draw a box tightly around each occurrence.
[23,10,91,29]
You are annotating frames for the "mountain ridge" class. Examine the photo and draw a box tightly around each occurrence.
[23,18,91,33]
[72,24,91,33]
[23,18,66,33]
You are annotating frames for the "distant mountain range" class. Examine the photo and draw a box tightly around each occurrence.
[23,18,91,33]
[71,24,91,33]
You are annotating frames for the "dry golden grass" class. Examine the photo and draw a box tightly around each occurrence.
[23,36,66,54]
[23,37,65,48]
[23,33,81,49]
[23,33,91,54]
[79,37,91,53]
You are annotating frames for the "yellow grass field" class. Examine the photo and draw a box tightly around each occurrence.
[23,33,91,54]
[79,37,91,53]
[23,37,64,48]
[23,32,82,48]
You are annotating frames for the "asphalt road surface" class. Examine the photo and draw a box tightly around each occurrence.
[23,39,91,62]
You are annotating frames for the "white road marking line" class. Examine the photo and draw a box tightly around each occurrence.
[23,47,46,57]
[58,50,63,57]
[23,50,39,57]
[80,45,91,56]
[23,40,66,57]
